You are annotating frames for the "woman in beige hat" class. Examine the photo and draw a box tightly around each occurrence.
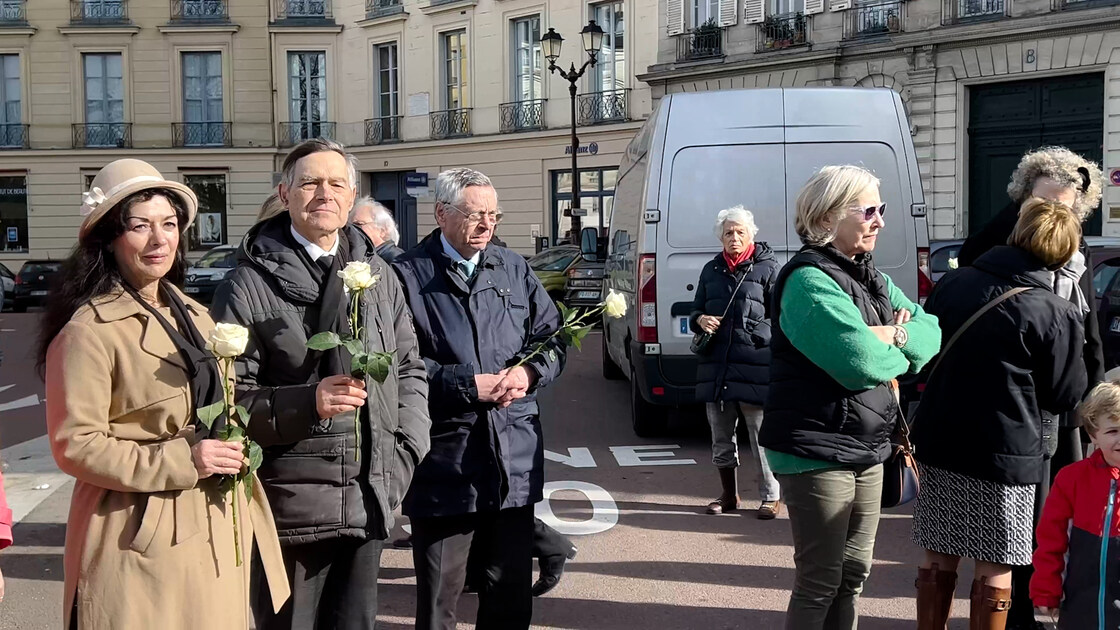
[34,159,289,629]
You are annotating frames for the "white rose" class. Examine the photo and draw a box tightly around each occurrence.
[337,261,378,292]
[206,322,250,358]
[603,289,627,319]
[948,257,958,270]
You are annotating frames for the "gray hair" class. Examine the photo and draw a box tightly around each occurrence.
[1007,146,1103,222]
[714,205,758,240]
[795,165,881,246]
[280,138,359,191]
[350,196,399,245]
[434,167,494,209]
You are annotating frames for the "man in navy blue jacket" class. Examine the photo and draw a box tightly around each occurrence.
[392,167,566,630]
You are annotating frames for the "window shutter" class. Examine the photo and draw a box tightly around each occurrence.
[829,0,852,10]
[719,0,738,26]
[667,0,685,35]
[744,0,765,23]
[805,0,824,14]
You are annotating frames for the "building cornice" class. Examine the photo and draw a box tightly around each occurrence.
[345,120,646,154]
[58,25,141,36]
[419,0,478,16]
[356,11,409,28]
[267,23,343,34]
[0,25,35,37]
[157,22,241,34]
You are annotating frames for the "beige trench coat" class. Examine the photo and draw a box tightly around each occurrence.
[45,286,290,630]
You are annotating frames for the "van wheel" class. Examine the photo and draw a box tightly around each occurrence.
[602,332,625,381]
[12,302,25,313]
[630,366,669,437]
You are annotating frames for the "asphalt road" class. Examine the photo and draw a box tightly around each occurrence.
[0,311,978,628]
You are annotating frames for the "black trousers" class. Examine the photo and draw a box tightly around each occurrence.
[255,536,383,630]
[464,517,575,587]
[1008,425,1084,624]
[411,505,535,630]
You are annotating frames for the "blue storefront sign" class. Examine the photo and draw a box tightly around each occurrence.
[404,173,428,188]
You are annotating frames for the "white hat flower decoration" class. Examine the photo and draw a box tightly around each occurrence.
[80,187,107,217]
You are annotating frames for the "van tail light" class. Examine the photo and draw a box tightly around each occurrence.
[917,246,932,305]
[637,254,657,343]
[13,275,20,285]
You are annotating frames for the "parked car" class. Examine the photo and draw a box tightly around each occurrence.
[12,260,62,311]
[564,259,606,309]
[529,245,581,303]
[0,262,13,311]
[596,87,931,437]
[929,239,964,285]
[1087,239,1120,371]
[184,246,237,304]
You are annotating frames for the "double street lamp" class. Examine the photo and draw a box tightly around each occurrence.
[541,20,604,242]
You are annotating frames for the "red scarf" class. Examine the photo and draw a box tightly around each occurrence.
[723,243,755,270]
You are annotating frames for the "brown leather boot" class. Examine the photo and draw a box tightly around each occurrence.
[969,577,1012,630]
[916,563,957,630]
[706,467,740,514]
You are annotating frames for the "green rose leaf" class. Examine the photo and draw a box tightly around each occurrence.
[351,352,372,379]
[343,337,365,357]
[219,423,245,443]
[243,479,253,502]
[196,400,225,430]
[247,440,263,474]
[368,352,394,383]
[306,331,343,351]
[233,405,250,427]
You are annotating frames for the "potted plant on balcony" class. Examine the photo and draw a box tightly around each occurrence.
[692,18,722,58]
[793,12,807,44]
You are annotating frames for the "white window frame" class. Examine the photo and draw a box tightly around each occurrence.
[692,0,719,27]
[510,15,541,103]
[375,42,398,119]
[441,30,468,110]
[591,1,625,93]
[288,50,327,124]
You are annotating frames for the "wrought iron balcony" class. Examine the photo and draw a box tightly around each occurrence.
[0,124,28,149]
[430,109,471,139]
[578,90,630,126]
[173,122,232,148]
[73,123,132,148]
[499,100,544,133]
[279,121,336,148]
[170,0,228,21]
[0,0,27,24]
[365,0,402,18]
[1051,0,1119,10]
[843,0,903,39]
[275,0,332,21]
[364,116,402,145]
[757,13,809,52]
[675,27,725,62]
[71,0,128,24]
[943,0,1006,23]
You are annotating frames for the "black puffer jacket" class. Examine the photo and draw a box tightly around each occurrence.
[913,246,1086,485]
[210,214,430,544]
[689,243,780,406]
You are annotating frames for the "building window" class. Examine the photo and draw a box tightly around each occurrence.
[83,53,125,146]
[184,173,227,249]
[288,51,327,131]
[182,52,224,146]
[0,55,21,148]
[511,16,541,102]
[551,167,618,241]
[375,43,398,118]
[591,2,624,92]
[771,0,805,14]
[442,30,468,110]
[0,173,26,252]
[692,0,718,26]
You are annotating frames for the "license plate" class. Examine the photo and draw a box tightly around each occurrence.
[1111,317,1120,333]
[30,290,47,296]
[185,287,201,294]
[576,291,600,299]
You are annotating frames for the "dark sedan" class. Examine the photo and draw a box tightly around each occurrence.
[12,260,62,311]
[184,246,237,304]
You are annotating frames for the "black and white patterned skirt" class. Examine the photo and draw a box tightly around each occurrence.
[911,463,1037,566]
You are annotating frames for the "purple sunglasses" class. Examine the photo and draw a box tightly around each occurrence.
[857,203,887,222]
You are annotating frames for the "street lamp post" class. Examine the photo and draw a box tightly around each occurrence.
[541,21,604,242]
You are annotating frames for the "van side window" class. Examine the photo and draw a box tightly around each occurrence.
[611,230,631,257]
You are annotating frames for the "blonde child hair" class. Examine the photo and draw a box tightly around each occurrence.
[1078,380,1120,435]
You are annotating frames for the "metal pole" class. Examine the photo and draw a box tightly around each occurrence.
[569,77,581,241]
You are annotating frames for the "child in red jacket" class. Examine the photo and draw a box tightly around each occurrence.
[1031,380,1120,628]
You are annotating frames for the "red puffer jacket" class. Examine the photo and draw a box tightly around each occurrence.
[1031,449,1120,629]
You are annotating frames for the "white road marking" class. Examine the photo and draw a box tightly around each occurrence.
[0,394,39,413]
[1,435,69,524]
[0,384,13,394]
[544,447,597,468]
[536,481,619,535]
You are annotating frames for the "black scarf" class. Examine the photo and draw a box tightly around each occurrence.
[285,228,355,379]
[127,282,227,438]
[810,245,895,326]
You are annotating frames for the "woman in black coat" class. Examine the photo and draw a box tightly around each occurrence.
[911,199,1087,629]
[690,206,782,519]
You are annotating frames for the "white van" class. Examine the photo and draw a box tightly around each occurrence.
[594,87,931,436]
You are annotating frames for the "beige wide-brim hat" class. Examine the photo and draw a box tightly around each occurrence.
[78,158,199,241]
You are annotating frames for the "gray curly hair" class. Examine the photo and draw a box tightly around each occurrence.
[1006,146,1102,222]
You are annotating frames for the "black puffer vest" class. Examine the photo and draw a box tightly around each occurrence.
[759,246,901,466]
[690,243,780,406]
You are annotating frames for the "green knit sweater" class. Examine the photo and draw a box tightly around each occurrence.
[765,266,941,475]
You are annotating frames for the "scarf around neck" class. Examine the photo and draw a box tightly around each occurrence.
[723,243,755,270]
[1054,249,1090,316]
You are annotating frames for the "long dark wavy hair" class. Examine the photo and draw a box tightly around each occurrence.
[36,188,190,378]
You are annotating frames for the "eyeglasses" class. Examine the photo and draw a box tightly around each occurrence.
[855,203,887,222]
[444,203,504,225]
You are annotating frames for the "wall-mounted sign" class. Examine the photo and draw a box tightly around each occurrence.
[5,227,16,243]
[1110,168,1120,186]
[564,142,599,156]
[404,173,428,188]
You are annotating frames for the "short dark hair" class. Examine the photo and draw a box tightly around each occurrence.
[280,138,357,190]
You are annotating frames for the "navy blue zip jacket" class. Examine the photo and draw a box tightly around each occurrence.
[392,230,566,517]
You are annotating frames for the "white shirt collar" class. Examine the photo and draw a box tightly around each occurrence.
[290,225,340,261]
[440,232,481,266]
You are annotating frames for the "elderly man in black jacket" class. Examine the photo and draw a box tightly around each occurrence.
[393,167,565,630]
[211,139,430,630]
[350,196,406,262]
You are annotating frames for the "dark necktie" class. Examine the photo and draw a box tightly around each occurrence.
[317,254,335,276]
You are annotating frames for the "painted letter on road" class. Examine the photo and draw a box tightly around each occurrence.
[544,447,597,468]
[610,445,696,467]
[535,481,619,535]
